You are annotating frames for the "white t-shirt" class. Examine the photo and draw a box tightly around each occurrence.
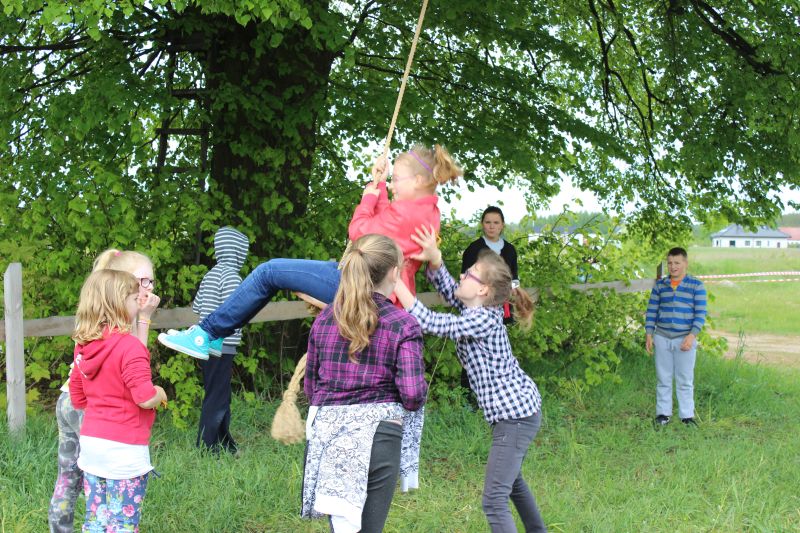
[78,435,152,479]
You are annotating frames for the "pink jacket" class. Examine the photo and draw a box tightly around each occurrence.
[70,330,157,445]
[348,182,440,297]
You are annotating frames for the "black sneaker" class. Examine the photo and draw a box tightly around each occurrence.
[681,417,698,427]
[654,415,670,426]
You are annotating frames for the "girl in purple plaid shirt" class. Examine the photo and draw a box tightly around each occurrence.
[302,234,427,533]
[395,226,545,533]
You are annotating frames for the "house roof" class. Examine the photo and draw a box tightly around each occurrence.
[710,224,789,239]
[779,227,800,240]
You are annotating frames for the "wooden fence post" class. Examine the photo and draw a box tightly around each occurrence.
[4,263,25,433]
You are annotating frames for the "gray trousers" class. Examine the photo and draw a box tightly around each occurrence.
[48,391,84,533]
[654,333,697,419]
[482,412,546,533]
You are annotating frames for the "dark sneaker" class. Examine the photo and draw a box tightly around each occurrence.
[681,417,698,427]
[654,415,670,426]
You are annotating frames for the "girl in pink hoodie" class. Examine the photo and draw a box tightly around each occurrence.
[159,144,463,361]
[70,269,167,532]
[49,250,161,533]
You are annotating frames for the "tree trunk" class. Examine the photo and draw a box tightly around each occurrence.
[174,7,335,258]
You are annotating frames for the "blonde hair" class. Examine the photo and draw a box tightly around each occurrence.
[476,250,535,330]
[93,249,152,274]
[73,269,139,344]
[397,144,463,191]
[333,234,404,362]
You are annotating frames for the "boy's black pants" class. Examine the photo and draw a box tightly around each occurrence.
[197,350,237,454]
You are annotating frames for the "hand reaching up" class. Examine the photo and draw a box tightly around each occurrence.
[409,225,442,269]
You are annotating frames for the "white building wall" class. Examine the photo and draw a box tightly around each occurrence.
[712,237,788,248]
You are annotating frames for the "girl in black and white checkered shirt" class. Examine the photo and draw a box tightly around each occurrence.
[395,225,546,533]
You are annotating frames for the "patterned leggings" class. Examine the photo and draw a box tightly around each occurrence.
[49,391,84,533]
[82,473,149,532]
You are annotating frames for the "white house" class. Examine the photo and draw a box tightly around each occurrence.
[710,224,790,248]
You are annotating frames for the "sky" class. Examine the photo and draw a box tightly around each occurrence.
[440,179,800,224]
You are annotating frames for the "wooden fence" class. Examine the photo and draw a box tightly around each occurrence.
[1,262,655,433]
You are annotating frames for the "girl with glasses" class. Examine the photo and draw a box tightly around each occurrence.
[394,226,544,533]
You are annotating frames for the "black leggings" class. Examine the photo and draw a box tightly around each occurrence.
[361,420,403,533]
[329,420,402,533]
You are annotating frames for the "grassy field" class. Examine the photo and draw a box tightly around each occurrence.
[688,246,800,335]
[3,351,800,532]
[688,246,800,275]
[702,281,800,336]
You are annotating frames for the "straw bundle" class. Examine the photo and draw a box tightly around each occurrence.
[270,353,308,445]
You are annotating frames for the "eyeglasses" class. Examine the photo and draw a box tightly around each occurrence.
[462,269,485,285]
[138,277,155,289]
[390,174,415,185]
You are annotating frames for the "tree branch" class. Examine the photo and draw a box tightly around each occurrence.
[689,0,783,76]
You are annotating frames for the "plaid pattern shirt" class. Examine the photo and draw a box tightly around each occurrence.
[305,293,427,411]
[408,264,541,424]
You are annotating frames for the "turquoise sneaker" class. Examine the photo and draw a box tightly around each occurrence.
[208,337,224,358]
[158,326,211,360]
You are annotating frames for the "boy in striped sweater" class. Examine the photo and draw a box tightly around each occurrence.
[645,247,707,427]
[193,226,250,453]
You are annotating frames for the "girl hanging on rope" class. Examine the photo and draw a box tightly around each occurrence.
[301,233,427,533]
[394,225,545,533]
[158,145,462,360]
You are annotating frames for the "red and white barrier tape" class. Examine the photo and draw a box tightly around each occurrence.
[697,271,800,279]
[705,278,800,284]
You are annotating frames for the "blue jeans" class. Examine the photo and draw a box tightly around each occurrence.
[200,259,341,340]
[483,412,546,533]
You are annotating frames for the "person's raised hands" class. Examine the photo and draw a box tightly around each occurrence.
[409,225,442,269]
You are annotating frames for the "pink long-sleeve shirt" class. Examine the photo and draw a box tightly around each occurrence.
[348,182,440,297]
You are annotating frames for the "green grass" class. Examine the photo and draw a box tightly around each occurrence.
[3,352,800,532]
[688,246,800,275]
[703,281,800,336]
[687,246,800,336]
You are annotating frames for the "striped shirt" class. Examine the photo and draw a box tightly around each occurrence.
[305,293,428,411]
[192,227,249,347]
[408,265,541,424]
[645,275,707,339]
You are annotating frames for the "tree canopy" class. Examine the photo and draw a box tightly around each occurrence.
[1,0,797,405]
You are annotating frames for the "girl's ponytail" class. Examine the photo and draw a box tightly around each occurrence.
[432,144,463,186]
[335,246,379,362]
[511,288,536,331]
[333,234,404,362]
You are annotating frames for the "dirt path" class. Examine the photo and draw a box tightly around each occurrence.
[711,330,800,368]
